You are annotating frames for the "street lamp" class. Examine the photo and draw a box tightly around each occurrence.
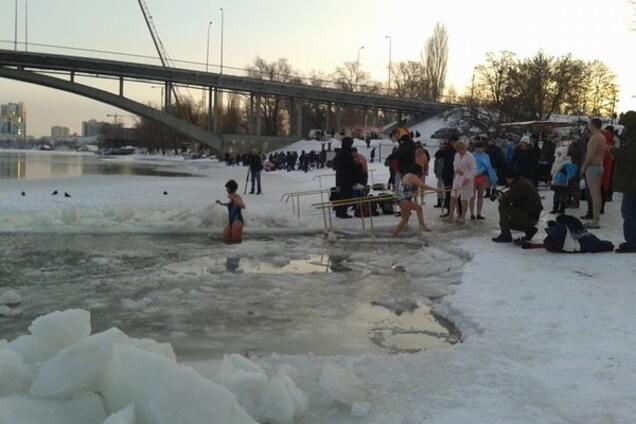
[205,20,213,73]
[24,0,28,51]
[219,8,224,74]
[14,0,18,51]
[385,35,392,94]
[355,45,364,90]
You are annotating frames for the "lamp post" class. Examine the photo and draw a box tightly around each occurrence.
[385,35,392,94]
[14,0,18,51]
[355,45,364,91]
[24,0,28,51]
[219,8,224,74]
[206,20,213,73]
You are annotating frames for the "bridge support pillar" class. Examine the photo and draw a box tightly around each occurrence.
[164,81,172,113]
[335,104,343,133]
[397,110,403,126]
[289,97,295,137]
[296,101,303,138]
[325,103,331,133]
[119,77,124,97]
[248,93,255,135]
[255,96,262,136]
[70,71,75,83]
[207,87,214,131]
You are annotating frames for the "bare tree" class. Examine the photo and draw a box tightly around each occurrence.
[391,61,427,99]
[333,62,371,92]
[581,60,619,117]
[247,57,297,135]
[423,23,449,102]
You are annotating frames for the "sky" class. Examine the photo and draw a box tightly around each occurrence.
[1,0,635,137]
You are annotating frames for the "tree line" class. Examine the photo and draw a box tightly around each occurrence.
[127,22,620,150]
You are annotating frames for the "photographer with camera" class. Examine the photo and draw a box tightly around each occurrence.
[492,169,543,243]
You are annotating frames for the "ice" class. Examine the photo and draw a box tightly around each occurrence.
[351,401,371,417]
[0,348,33,396]
[121,298,153,310]
[100,345,257,424]
[28,309,91,352]
[30,327,175,398]
[6,334,58,365]
[0,306,21,317]
[0,392,106,424]
[0,289,22,306]
[102,404,135,424]
[217,354,308,424]
[319,364,368,408]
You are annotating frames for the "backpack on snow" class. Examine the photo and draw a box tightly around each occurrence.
[543,215,614,253]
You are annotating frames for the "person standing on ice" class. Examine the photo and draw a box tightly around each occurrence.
[216,180,245,244]
[333,137,356,219]
[581,118,607,229]
[248,150,263,195]
[448,139,477,223]
[470,141,498,220]
[440,136,458,217]
[612,111,636,253]
[392,164,439,238]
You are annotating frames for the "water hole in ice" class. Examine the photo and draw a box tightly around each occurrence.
[0,233,464,359]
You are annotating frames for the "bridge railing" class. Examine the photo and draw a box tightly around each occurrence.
[0,39,392,95]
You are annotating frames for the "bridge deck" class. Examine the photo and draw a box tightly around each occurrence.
[0,49,452,114]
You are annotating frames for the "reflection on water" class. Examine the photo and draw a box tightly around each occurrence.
[0,151,194,180]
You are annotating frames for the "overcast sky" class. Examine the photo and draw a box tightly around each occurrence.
[1,0,635,136]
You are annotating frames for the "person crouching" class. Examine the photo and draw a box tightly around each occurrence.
[492,169,543,243]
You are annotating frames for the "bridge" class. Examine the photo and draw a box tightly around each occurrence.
[0,49,453,152]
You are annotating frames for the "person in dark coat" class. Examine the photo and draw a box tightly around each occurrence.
[396,135,416,193]
[485,136,506,186]
[567,134,586,208]
[492,169,543,243]
[332,137,355,218]
[439,136,458,217]
[248,150,264,194]
[511,137,538,185]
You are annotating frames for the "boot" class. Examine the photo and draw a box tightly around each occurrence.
[492,233,513,243]
[524,227,538,241]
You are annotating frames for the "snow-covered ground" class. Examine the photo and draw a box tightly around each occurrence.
[1,147,635,423]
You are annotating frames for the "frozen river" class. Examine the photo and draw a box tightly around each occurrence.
[0,150,195,180]
[0,232,462,360]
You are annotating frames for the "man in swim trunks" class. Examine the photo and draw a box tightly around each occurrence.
[581,118,607,229]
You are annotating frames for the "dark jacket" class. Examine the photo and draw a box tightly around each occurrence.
[500,177,543,219]
[440,147,456,183]
[511,149,538,182]
[248,154,263,173]
[397,139,415,174]
[333,139,355,191]
[567,137,586,167]
[486,144,506,171]
[613,138,636,193]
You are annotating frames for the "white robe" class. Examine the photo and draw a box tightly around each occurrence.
[452,152,477,199]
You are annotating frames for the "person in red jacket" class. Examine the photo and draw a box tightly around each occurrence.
[601,127,616,213]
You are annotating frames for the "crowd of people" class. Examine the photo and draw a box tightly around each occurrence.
[218,114,636,253]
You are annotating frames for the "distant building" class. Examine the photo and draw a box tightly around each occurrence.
[82,119,108,137]
[0,102,27,140]
[51,125,70,138]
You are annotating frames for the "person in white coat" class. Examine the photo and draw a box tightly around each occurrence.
[449,139,477,223]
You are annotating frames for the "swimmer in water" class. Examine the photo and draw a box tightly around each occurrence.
[216,179,245,244]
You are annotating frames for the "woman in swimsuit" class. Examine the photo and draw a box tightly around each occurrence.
[216,179,245,244]
[392,164,440,238]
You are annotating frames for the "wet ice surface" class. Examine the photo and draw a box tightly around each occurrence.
[0,233,465,359]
